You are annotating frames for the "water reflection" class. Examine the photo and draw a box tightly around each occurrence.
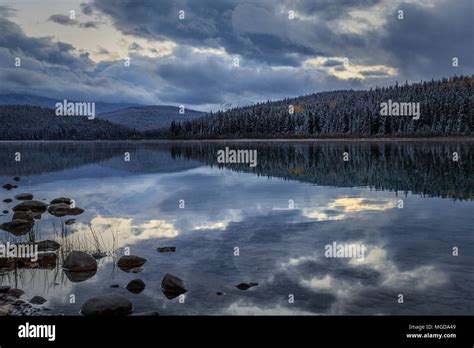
[0,141,472,315]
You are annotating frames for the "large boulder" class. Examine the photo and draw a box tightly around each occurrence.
[116,255,146,271]
[12,200,47,213]
[0,219,34,235]
[63,251,97,272]
[81,294,133,316]
[161,273,187,299]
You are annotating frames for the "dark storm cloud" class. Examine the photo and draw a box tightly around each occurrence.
[49,14,101,29]
[381,0,474,80]
[80,2,94,15]
[48,14,78,26]
[0,16,93,69]
[91,0,379,66]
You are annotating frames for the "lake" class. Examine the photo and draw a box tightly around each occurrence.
[0,140,472,315]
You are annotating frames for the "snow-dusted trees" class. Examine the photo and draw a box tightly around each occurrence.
[165,75,472,138]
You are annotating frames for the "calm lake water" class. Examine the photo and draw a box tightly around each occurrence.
[0,141,473,315]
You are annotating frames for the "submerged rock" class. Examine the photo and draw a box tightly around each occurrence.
[81,294,133,316]
[7,288,24,298]
[216,291,225,296]
[36,240,61,252]
[126,279,145,294]
[64,270,97,283]
[63,251,97,272]
[12,211,35,222]
[157,246,176,253]
[235,282,258,290]
[30,296,47,305]
[117,255,147,271]
[3,198,12,203]
[2,183,14,190]
[12,200,47,213]
[161,273,187,299]
[0,286,11,293]
[14,193,33,201]
[48,203,84,217]
[91,251,107,259]
[12,240,60,253]
[133,311,159,316]
[65,219,76,225]
[0,219,34,235]
[2,210,8,214]
[109,284,120,288]
[0,253,57,270]
[12,176,20,182]
[50,197,72,205]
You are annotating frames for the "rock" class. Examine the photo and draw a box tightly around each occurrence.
[0,304,13,316]
[0,253,57,270]
[3,198,12,203]
[133,311,159,316]
[161,273,187,299]
[64,270,97,283]
[0,219,34,235]
[13,210,41,221]
[65,219,76,225]
[126,279,145,294]
[48,203,84,217]
[13,211,34,222]
[7,288,24,298]
[2,183,14,190]
[91,252,107,259]
[81,294,133,316]
[0,285,11,293]
[116,255,147,271]
[63,251,97,272]
[2,210,8,214]
[36,240,61,252]
[13,176,20,182]
[12,240,60,253]
[30,296,47,305]
[14,193,33,201]
[12,200,47,213]
[216,291,225,296]
[157,246,176,253]
[236,282,258,290]
[50,197,72,205]
[109,284,120,288]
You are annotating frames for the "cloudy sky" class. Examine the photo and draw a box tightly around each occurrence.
[0,0,472,111]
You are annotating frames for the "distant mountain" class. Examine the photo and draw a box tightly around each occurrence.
[0,94,141,114]
[0,105,138,140]
[96,105,206,131]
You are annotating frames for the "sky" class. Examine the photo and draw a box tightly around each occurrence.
[0,0,472,111]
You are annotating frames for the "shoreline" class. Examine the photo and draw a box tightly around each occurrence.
[0,137,473,143]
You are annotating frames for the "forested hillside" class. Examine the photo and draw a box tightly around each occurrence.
[160,76,473,138]
[0,105,138,140]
